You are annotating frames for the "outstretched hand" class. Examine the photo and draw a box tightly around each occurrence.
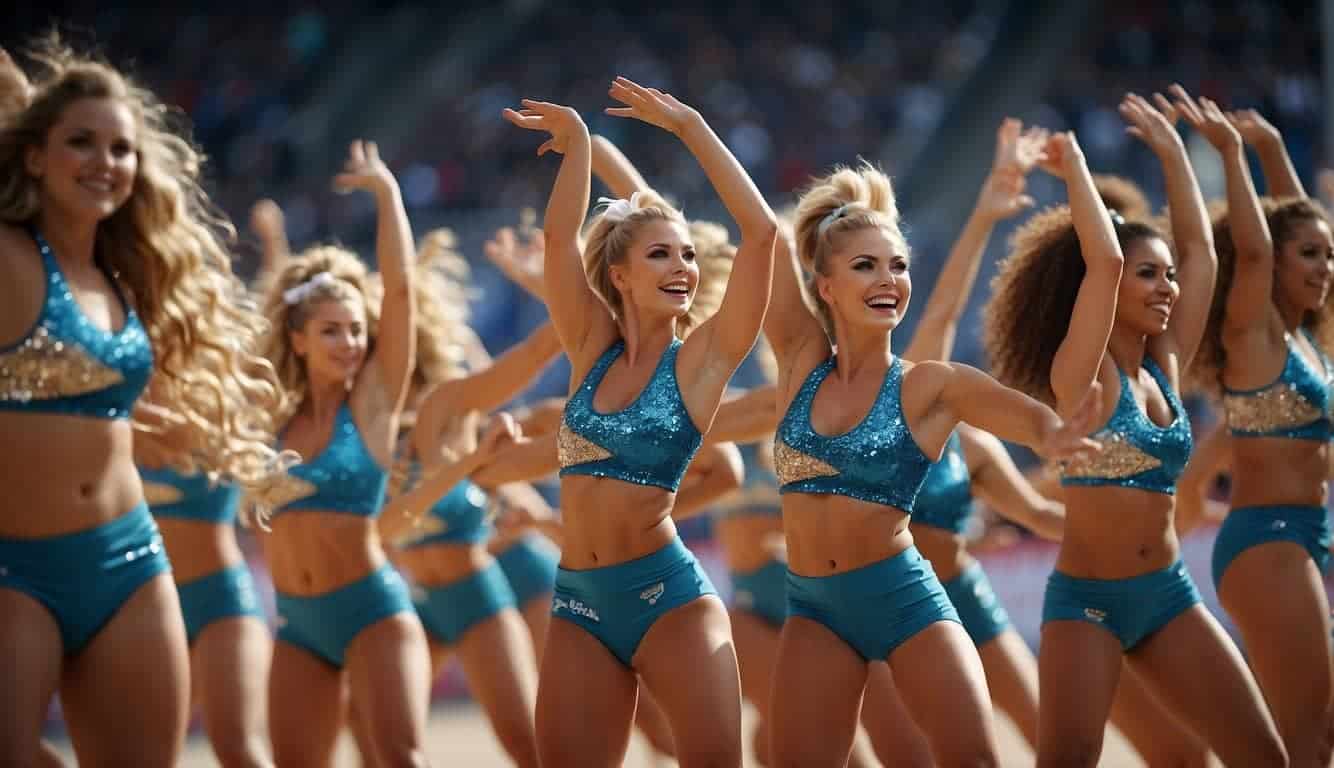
[485,225,547,301]
[0,47,32,117]
[976,118,1047,222]
[1041,381,1104,464]
[1166,85,1241,152]
[1119,92,1185,158]
[1225,108,1282,149]
[1035,131,1086,182]
[333,140,397,195]
[249,199,287,243]
[605,77,701,136]
[502,99,586,156]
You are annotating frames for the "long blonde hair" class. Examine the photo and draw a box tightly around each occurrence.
[685,219,736,334]
[792,163,909,335]
[0,36,286,489]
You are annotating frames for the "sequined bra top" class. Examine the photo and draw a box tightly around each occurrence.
[1222,330,1332,442]
[271,403,388,517]
[774,356,933,512]
[911,431,975,534]
[1060,357,1191,495]
[558,339,703,492]
[139,466,241,524]
[715,442,782,520]
[393,450,494,547]
[0,230,153,419]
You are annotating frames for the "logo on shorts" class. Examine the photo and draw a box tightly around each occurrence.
[1083,608,1107,622]
[553,597,601,622]
[1271,519,1288,531]
[735,590,754,608]
[640,582,665,605]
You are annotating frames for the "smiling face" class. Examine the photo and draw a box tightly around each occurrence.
[1115,236,1179,337]
[26,97,138,223]
[290,296,370,388]
[1273,216,1334,316]
[815,225,912,333]
[609,218,699,321]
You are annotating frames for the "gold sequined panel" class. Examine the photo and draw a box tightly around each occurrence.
[557,422,612,467]
[141,481,184,507]
[390,513,446,547]
[1062,432,1162,480]
[261,474,319,510]
[773,439,840,485]
[1222,384,1323,433]
[0,327,125,403]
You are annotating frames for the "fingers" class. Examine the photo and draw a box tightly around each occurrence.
[1168,84,1204,126]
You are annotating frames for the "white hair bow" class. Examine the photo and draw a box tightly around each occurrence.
[282,271,338,305]
[595,191,642,224]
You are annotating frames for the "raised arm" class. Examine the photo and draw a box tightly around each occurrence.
[703,385,779,445]
[485,225,548,304]
[1228,109,1306,199]
[1044,133,1126,414]
[924,361,1103,464]
[1121,93,1216,370]
[903,119,1044,363]
[672,442,745,520]
[958,426,1064,541]
[470,432,560,489]
[379,414,517,543]
[419,322,563,417]
[250,198,291,285]
[503,101,610,365]
[1172,87,1274,336]
[607,77,778,377]
[335,140,416,411]
[763,223,828,372]
[591,134,652,199]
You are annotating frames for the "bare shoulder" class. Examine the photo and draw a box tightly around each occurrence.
[0,222,45,345]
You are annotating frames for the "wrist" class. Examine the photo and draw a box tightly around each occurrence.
[675,110,708,140]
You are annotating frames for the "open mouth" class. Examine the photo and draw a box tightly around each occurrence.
[79,177,115,195]
[865,294,900,313]
[659,280,690,298]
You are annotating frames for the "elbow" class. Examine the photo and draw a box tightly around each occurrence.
[742,214,779,246]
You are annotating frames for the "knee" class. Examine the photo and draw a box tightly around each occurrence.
[490,717,540,768]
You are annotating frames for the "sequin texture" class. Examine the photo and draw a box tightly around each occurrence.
[397,477,494,547]
[0,230,152,419]
[557,422,613,466]
[912,431,976,534]
[1060,358,1190,495]
[773,440,839,485]
[138,466,242,523]
[1223,330,1332,442]
[774,356,933,511]
[558,339,703,492]
[275,403,388,517]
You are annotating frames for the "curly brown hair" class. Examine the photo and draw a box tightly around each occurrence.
[984,206,1162,405]
[1188,197,1334,397]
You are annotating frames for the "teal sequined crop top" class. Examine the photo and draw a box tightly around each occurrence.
[271,403,389,517]
[911,431,975,534]
[1222,329,1332,442]
[139,466,241,524]
[0,229,153,419]
[1060,358,1191,495]
[774,356,933,511]
[558,339,703,492]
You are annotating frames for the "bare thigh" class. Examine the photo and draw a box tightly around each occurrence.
[859,661,933,768]
[1129,604,1286,768]
[1036,621,1124,768]
[0,589,63,766]
[268,640,343,768]
[888,621,999,768]
[1107,661,1211,768]
[60,574,189,768]
[767,616,869,768]
[635,596,742,768]
[191,616,274,768]
[977,629,1041,749]
[535,616,639,768]
[1220,541,1332,767]
[454,609,541,768]
[345,613,432,768]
